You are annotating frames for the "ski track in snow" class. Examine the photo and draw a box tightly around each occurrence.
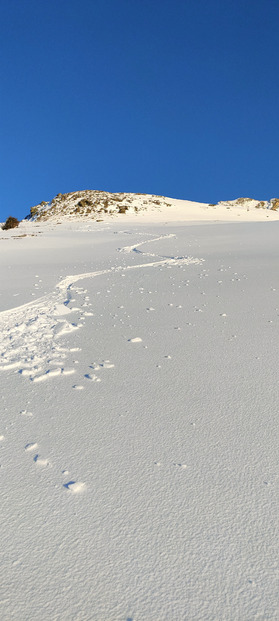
[0,233,202,494]
[0,233,203,382]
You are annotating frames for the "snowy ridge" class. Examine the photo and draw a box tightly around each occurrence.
[25,189,279,224]
[27,189,172,221]
[216,196,279,211]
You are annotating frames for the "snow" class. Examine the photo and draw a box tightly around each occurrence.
[0,203,279,620]
[25,189,279,224]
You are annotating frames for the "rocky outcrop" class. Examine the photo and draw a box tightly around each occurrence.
[26,190,170,222]
[217,197,279,211]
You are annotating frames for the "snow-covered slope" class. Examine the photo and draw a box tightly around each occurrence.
[1,206,279,619]
[25,190,279,224]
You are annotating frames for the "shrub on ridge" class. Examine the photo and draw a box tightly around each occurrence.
[2,216,20,230]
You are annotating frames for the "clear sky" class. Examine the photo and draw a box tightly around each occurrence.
[1,0,279,221]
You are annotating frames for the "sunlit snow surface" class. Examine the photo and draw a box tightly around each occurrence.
[0,218,278,620]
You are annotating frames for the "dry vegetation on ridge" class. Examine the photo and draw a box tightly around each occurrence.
[27,190,170,222]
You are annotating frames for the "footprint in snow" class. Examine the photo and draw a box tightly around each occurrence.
[90,360,115,371]
[24,442,38,452]
[33,454,50,468]
[61,367,76,376]
[84,373,101,382]
[64,481,86,493]
[173,463,187,469]
[101,360,114,369]
[31,370,59,383]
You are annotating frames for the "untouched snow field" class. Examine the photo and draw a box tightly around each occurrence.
[0,211,279,620]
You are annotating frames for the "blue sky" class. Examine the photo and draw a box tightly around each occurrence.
[1,0,279,221]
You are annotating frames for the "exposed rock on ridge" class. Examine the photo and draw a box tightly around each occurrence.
[27,190,171,221]
[216,197,279,211]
